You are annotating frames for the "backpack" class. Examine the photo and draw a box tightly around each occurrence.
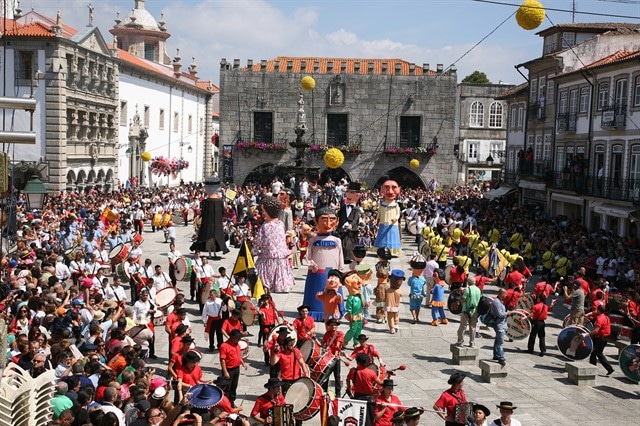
[480,312,497,328]
[477,296,493,316]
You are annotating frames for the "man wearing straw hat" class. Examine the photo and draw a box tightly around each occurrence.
[251,377,286,425]
[489,402,521,426]
[433,372,468,426]
[374,379,405,426]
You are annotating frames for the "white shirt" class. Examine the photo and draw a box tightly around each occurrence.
[55,262,71,280]
[201,263,214,280]
[129,247,142,260]
[202,297,223,322]
[233,283,250,297]
[153,272,171,291]
[489,419,521,426]
[167,250,182,264]
[133,299,153,320]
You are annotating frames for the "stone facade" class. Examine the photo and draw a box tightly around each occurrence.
[219,58,457,188]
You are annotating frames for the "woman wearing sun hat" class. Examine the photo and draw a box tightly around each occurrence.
[488,402,520,426]
[433,372,468,426]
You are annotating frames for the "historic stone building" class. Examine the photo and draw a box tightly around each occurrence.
[454,82,514,187]
[218,57,457,189]
[1,0,217,193]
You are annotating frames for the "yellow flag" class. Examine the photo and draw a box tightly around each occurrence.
[231,240,264,300]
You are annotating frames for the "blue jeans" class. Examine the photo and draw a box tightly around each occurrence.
[493,327,506,360]
[432,306,446,321]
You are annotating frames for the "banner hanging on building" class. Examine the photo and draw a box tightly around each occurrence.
[222,145,233,183]
[337,398,367,426]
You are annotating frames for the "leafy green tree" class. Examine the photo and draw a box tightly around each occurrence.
[462,71,491,84]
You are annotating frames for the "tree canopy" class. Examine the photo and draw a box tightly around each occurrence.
[462,71,491,84]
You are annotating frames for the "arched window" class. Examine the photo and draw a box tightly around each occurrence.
[470,101,484,127]
[489,102,503,128]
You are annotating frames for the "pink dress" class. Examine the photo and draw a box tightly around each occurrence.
[254,219,294,293]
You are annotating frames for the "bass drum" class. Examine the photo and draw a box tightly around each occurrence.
[268,324,297,347]
[447,289,463,315]
[506,310,531,341]
[418,241,431,259]
[407,220,418,235]
[284,377,323,421]
[557,325,593,361]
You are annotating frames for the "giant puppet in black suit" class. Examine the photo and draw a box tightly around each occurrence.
[337,181,363,263]
[190,177,229,257]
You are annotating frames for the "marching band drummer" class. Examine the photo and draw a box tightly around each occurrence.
[69,251,86,286]
[374,379,405,426]
[292,305,316,347]
[322,318,344,395]
[167,243,182,288]
[191,251,205,304]
[126,256,145,299]
[433,372,468,426]
[251,378,286,426]
[346,353,384,426]
[348,334,385,367]
[129,239,143,265]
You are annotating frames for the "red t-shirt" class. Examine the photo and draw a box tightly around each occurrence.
[374,394,405,426]
[220,341,243,369]
[222,318,243,336]
[322,330,344,355]
[347,366,378,395]
[504,288,521,309]
[165,311,181,335]
[434,389,467,422]
[449,268,466,285]
[172,336,187,353]
[251,392,286,419]
[505,270,525,288]
[293,316,315,341]
[176,363,203,386]
[534,281,553,299]
[350,344,380,362]
[259,305,278,326]
[475,275,490,292]
[530,302,549,321]
[594,313,611,338]
[278,348,304,381]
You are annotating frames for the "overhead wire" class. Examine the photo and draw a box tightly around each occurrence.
[472,0,640,20]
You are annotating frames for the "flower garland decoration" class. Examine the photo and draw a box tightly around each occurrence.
[516,0,545,30]
[150,156,189,177]
[409,159,420,169]
[324,147,345,169]
[236,141,287,151]
[140,151,151,162]
[384,146,437,156]
[301,76,316,91]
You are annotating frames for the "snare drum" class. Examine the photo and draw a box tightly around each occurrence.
[153,310,166,326]
[155,287,178,310]
[175,257,193,282]
[240,299,256,326]
[299,339,322,365]
[116,263,130,283]
[506,310,531,341]
[239,339,250,359]
[310,350,336,386]
[152,213,162,227]
[109,243,130,264]
[284,377,323,421]
[132,233,144,246]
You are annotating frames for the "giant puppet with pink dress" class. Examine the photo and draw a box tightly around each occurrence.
[373,178,402,256]
[303,206,344,320]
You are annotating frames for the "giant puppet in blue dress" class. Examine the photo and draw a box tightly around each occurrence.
[373,179,402,256]
[303,207,344,321]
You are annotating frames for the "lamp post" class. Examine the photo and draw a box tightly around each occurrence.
[22,176,47,210]
[486,155,494,167]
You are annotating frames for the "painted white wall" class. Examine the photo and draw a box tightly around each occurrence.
[117,72,208,186]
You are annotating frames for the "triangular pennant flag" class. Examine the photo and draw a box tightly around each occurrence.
[231,240,265,300]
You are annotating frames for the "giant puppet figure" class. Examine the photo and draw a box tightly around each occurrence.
[338,181,363,264]
[373,178,402,255]
[303,207,343,320]
[190,177,229,258]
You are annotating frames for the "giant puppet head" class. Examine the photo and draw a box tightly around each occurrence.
[315,207,338,234]
[325,269,342,292]
[344,182,362,205]
[278,189,294,209]
[381,179,400,202]
[342,270,363,295]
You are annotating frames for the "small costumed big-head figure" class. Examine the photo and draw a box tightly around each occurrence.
[343,270,363,296]
[353,244,367,263]
[381,179,400,202]
[315,207,338,234]
[389,269,406,290]
[355,263,373,284]
[325,269,342,293]
[409,253,427,277]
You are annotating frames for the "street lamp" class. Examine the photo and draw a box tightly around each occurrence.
[187,145,193,154]
[486,155,494,166]
[23,176,47,210]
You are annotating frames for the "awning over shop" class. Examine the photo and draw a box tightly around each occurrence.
[593,203,638,219]
[551,192,583,205]
[483,186,516,200]
[519,179,546,191]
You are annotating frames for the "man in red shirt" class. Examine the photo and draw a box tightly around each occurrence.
[210,376,243,417]
[433,372,467,426]
[347,353,383,426]
[274,337,309,392]
[164,296,186,354]
[574,270,591,301]
[222,309,246,340]
[176,351,209,388]
[251,378,286,425]
[503,283,521,311]
[374,379,405,426]
[292,305,315,346]
[322,318,345,394]
[220,329,248,405]
[168,334,192,380]
[582,304,614,375]
[265,328,289,377]
[504,268,525,291]
[349,334,385,367]
[448,264,466,292]
[258,295,278,347]
[533,276,555,299]
[524,294,556,357]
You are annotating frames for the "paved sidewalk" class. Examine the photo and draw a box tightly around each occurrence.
[138,223,639,426]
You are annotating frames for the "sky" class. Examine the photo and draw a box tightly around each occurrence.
[12,0,640,86]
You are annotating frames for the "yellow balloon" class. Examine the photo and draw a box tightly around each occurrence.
[324,148,345,169]
[301,76,316,91]
[516,0,545,30]
[140,151,152,162]
[409,159,420,169]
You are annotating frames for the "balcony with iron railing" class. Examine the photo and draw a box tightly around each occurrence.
[549,172,640,202]
[528,101,546,121]
[519,159,551,178]
[600,104,626,129]
[557,112,577,132]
